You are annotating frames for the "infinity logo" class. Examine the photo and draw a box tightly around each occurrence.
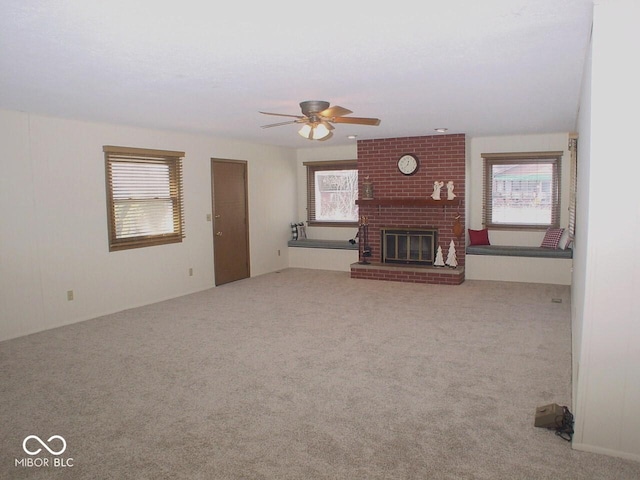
[22,435,67,456]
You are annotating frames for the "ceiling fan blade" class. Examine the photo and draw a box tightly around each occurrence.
[331,116,381,126]
[260,120,300,128]
[320,105,353,118]
[259,111,305,119]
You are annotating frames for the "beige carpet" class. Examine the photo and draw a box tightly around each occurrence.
[2,268,639,479]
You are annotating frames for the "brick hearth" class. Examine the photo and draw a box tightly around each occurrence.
[350,262,465,285]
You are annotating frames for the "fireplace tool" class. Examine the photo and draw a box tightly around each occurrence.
[358,216,372,264]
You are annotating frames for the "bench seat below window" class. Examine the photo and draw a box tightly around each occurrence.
[465,244,573,285]
[288,239,359,272]
[466,245,573,259]
[287,239,358,250]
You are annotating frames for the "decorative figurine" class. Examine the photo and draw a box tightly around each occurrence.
[452,214,464,238]
[446,239,458,268]
[434,245,445,266]
[447,181,456,200]
[431,181,444,200]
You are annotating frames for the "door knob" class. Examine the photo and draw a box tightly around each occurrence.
[215,231,223,236]
[214,214,221,219]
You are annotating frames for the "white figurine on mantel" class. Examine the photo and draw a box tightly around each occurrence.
[446,239,458,267]
[431,181,444,200]
[434,246,445,267]
[447,181,456,200]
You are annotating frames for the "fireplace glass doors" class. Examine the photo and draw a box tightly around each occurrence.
[381,228,437,265]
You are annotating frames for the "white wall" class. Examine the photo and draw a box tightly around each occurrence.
[465,255,573,285]
[571,8,593,424]
[0,110,297,341]
[288,248,358,272]
[572,0,640,462]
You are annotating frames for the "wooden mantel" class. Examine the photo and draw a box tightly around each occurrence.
[356,198,460,207]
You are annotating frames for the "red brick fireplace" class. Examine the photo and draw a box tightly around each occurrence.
[350,134,466,285]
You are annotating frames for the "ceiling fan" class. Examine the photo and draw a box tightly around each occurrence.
[260,100,381,141]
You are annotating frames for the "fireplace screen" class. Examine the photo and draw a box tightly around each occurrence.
[381,228,437,265]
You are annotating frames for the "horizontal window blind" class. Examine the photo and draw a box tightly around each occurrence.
[568,135,578,239]
[104,146,185,251]
[303,160,358,227]
[482,151,562,229]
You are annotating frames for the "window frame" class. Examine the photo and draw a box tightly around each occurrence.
[482,151,563,230]
[304,160,359,227]
[104,145,185,251]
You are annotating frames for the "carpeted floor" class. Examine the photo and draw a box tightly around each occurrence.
[2,268,640,479]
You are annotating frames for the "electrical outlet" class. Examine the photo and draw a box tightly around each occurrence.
[189,268,193,277]
[67,290,74,301]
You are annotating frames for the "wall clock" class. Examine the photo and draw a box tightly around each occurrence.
[397,154,419,175]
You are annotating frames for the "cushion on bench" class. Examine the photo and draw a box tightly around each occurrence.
[466,245,573,259]
[288,239,358,250]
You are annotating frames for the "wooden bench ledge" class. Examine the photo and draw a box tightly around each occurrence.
[466,245,573,259]
[288,239,358,250]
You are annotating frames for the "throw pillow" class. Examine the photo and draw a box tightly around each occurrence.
[468,228,490,246]
[541,227,565,249]
[290,222,306,240]
[558,229,571,250]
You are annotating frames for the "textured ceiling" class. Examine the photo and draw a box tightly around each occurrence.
[0,0,593,148]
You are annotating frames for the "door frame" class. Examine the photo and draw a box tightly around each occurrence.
[211,158,250,285]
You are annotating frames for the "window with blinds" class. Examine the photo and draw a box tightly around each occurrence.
[482,151,562,229]
[568,135,578,239]
[304,160,358,227]
[104,146,185,251]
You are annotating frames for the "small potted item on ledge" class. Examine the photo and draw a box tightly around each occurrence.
[362,176,374,199]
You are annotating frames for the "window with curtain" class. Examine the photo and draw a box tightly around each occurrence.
[104,145,185,251]
[304,160,358,226]
[482,151,562,229]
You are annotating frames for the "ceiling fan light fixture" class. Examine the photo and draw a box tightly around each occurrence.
[298,123,331,140]
[313,123,330,140]
[298,124,312,139]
